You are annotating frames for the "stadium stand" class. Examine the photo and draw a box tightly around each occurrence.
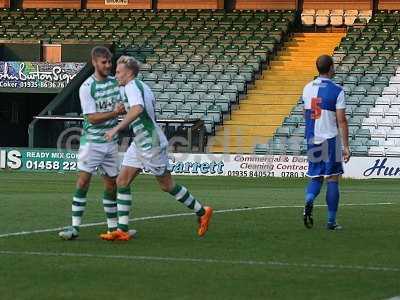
[8,7,294,149]
[157,0,224,10]
[235,1,296,10]
[301,9,373,27]
[0,0,9,8]
[86,0,152,10]
[22,0,81,9]
[4,0,400,155]
[301,1,373,28]
[378,0,400,10]
[208,32,343,153]
[255,10,400,157]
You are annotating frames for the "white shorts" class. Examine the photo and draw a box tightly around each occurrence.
[77,142,119,177]
[122,143,169,176]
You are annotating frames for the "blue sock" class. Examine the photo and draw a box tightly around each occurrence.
[326,181,339,224]
[305,177,323,205]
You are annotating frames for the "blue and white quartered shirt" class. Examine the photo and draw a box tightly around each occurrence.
[302,77,346,144]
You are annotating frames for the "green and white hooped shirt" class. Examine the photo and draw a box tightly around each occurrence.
[121,79,168,153]
[79,75,121,145]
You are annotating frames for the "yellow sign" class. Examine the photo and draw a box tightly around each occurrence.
[105,0,128,5]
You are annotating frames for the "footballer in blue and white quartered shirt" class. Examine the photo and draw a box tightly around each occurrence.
[301,55,350,231]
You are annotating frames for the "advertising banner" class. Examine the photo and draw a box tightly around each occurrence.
[0,62,86,91]
[1,148,400,180]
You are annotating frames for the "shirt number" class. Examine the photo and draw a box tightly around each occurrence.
[311,97,322,120]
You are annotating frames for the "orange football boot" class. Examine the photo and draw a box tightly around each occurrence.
[198,206,213,237]
[100,229,131,241]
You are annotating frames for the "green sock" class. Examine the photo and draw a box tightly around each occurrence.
[117,187,132,232]
[169,185,205,216]
[103,190,117,232]
[72,188,88,231]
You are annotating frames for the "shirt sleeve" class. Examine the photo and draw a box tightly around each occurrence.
[302,85,311,109]
[336,90,346,110]
[79,82,96,115]
[125,82,144,107]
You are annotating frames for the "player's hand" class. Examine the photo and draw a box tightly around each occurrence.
[343,146,351,163]
[105,127,118,142]
[114,103,126,115]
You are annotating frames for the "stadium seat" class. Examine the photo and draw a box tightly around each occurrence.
[344,10,359,26]
[330,10,344,27]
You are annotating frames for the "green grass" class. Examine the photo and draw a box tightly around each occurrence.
[0,172,399,300]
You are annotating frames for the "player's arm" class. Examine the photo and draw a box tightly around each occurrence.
[86,105,125,125]
[110,105,143,133]
[336,91,350,163]
[79,83,125,125]
[104,83,144,141]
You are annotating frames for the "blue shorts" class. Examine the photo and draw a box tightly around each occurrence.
[306,136,344,178]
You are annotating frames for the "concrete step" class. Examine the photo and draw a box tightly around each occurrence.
[270,66,316,71]
[242,97,298,105]
[238,104,294,113]
[247,89,301,95]
[261,75,311,81]
[226,115,285,125]
[215,125,276,136]
[255,80,306,85]
[208,135,272,148]
[206,145,255,154]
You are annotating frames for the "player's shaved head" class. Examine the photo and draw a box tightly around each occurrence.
[316,55,334,75]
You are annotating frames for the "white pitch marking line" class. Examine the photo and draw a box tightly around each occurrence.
[0,202,393,239]
[0,250,398,273]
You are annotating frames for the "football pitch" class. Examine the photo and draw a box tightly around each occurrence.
[0,172,399,300]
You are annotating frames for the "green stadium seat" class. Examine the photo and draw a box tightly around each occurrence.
[335,65,351,75]
[283,115,303,127]
[187,74,202,84]
[360,95,377,106]
[275,126,292,137]
[344,75,359,85]
[378,45,394,57]
[374,76,389,85]
[194,64,209,75]
[365,65,381,75]
[159,54,174,64]
[171,93,185,104]
[359,75,375,86]
[271,143,286,155]
[151,63,166,74]
[178,83,193,96]
[192,83,207,94]
[349,66,365,75]
[381,65,396,75]
[163,103,177,114]
[188,54,203,65]
[254,144,268,155]
[171,73,186,84]
[186,93,200,104]
[352,145,368,156]
[353,106,369,117]
[143,73,158,84]
[352,86,368,96]
[152,83,164,93]
[332,75,344,85]
[367,86,383,96]
[355,128,371,139]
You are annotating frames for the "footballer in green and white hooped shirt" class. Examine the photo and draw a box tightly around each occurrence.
[101,55,213,242]
[58,46,134,240]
